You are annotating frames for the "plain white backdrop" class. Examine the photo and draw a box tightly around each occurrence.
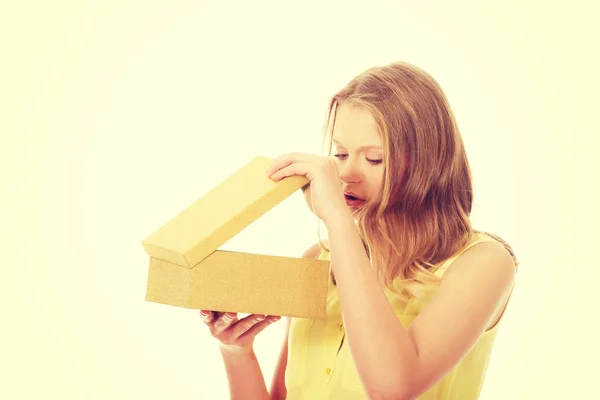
[2,1,598,398]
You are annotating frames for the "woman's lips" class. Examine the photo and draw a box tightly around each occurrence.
[345,198,365,207]
[344,194,366,207]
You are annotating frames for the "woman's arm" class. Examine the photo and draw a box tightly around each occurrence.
[220,242,322,400]
[268,317,291,400]
[220,348,270,400]
[325,211,515,399]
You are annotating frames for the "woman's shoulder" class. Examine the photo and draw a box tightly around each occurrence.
[470,230,519,268]
[433,230,519,278]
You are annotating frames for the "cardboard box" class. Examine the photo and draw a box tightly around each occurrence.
[141,156,330,318]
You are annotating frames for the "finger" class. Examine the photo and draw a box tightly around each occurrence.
[228,314,266,339]
[212,312,237,334]
[270,162,312,182]
[238,315,281,340]
[200,310,214,323]
[267,154,294,177]
[268,152,311,176]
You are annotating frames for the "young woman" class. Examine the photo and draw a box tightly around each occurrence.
[200,61,519,399]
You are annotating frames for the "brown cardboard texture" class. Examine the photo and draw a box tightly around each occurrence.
[141,156,330,318]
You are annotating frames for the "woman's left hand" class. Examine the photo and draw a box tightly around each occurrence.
[266,152,350,224]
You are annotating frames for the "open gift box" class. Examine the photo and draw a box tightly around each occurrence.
[141,156,330,318]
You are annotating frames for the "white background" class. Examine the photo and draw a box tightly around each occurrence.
[2,1,598,398]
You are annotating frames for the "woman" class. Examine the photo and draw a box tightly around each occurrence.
[200,61,519,399]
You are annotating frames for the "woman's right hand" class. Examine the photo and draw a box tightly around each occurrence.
[302,182,316,216]
[200,310,281,356]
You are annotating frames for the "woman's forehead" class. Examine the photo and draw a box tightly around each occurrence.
[332,104,382,149]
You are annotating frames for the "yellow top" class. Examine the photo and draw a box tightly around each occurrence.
[284,231,518,400]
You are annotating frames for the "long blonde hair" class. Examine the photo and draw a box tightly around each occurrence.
[317,62,507,302]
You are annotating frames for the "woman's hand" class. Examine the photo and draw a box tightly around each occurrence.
[301,182,316,216]
[200,310,281,356]
[266,152,349,224]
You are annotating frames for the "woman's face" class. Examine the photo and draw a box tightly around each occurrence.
[331,103,385,215]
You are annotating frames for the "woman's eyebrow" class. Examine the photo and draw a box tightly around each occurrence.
[332,138,381,151]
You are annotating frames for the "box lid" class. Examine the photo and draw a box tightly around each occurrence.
[141,156,309,268]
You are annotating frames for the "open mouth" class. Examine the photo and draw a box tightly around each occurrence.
[344,193,366,207]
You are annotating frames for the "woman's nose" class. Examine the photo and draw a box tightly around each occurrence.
[338,158,361,183]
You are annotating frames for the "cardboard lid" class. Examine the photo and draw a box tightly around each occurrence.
[141,156,309,268]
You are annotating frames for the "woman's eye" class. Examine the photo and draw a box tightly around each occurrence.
[334,154,382,165]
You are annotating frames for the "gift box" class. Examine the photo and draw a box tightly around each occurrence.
[141,156,330,318]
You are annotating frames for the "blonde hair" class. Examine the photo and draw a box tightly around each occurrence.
[317,61,515,302]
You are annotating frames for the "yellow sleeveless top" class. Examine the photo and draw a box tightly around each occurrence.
[284,232,518,400]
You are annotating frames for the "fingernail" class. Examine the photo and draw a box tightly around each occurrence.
[256,315,265,321]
